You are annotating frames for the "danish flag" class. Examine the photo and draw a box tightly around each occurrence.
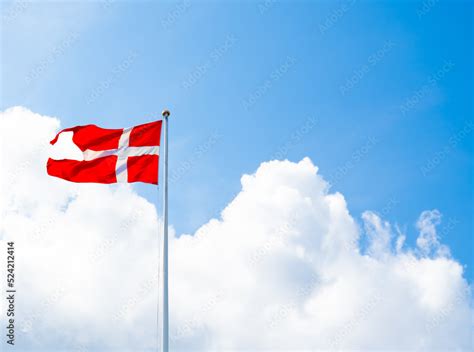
[47,120,162,184]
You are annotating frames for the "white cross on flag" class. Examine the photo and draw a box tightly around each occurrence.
[47,120,162,184]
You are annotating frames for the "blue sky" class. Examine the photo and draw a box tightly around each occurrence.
[1,0,472,283]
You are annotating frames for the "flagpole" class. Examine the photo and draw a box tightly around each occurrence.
[161,109,170,352]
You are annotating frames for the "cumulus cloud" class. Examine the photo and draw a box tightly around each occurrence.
[0,107,162,351]
[416,209,450,257]
[0,107,472,351]
[170,162,471,351]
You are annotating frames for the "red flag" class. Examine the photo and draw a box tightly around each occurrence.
[47,120,162,184]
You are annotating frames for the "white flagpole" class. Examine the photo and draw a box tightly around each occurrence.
[161,109,170,352]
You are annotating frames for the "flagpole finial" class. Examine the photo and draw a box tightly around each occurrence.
[162,110,170,118]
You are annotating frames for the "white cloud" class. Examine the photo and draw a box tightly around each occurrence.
[416,209,450,257]
[0,107,472,351]
[362,210,392,258]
